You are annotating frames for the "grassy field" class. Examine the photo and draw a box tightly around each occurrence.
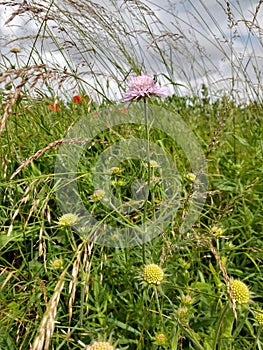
[1,1,263,349]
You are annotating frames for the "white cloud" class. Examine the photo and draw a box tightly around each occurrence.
[0,0,262,101]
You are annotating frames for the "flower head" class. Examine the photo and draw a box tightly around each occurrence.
[149,160,159,168]
[254,310,263,326]
[50,102,60,111]
[185,173,196,182]
[10,47,20,53]
[229,280,250,305]
[154,333,168,346]
[73,95,85,103]
[50,258,64,270]
[58,213,78,227]
[121,75,168,103]
[87,341,114,350]
[181,294,193,305]
[109,166,121,174]
[211,226,223,236]
[142,263,164,285]
[92,189,106,201]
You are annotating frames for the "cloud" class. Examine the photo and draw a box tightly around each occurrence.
[0,0,262,102]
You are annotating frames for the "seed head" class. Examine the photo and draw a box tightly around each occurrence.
[229,280,250,305]
[58,213,78,226]
[154,333,167,345]
[86,342,114,350]
[255,310,263,326]
[92,189,106,201]
[185,173,196,182]
[142,263,164,285]
[211,226,223,235]
[181,294,193,305]
[50,258,64,270]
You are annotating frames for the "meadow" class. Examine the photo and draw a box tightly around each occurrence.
[0,1,263,349]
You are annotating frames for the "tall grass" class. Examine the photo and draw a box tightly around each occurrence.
[0,1,263,349]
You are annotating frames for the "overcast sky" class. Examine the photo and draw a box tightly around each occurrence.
[0,0,262,101]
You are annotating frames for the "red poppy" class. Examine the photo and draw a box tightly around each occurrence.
[49,102,60,111]
[73,95,84,103]
[120,107,128,114]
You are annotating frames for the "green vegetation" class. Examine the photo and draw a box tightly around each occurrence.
[1,1,263,349]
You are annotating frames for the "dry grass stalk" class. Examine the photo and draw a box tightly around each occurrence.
[0,268,17,291]
[83,242,94,316]
[253,0,263,25]
[67,244,83,338]
[10,137,89,180]
[1,76,30,133]
[31,268,67,350]
[0,65,72,135]
[209,242,237,319]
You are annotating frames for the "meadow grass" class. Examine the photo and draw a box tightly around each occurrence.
[1,1,263,349]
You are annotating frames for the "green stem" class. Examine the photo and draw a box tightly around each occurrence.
[154,286,163,325]
[142,98,150,264]
[212,301,231,350]
[252,326,262,350]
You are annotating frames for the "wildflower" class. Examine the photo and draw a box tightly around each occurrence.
[86,341,114,350]
[185,173,196,182]
[142,263,164,285]
[58,213,78,227]
[117,179,125,186]
[211,226,223,236]
[92,189,106,201]
[149,160,159,168]
[10,47,20,53]
[93,111,99,117]
[121,74,168,103]
[181,294,193,305]
[119,107,128,114]
[154,333,168,346]
[49,102,60,111]
[229,280,250,305]
[50,258,64,270]
[109,166,121,174]
[176,307,189,325]
[225,242,235,250]
[254,310,263,326]
[73,95,84,103]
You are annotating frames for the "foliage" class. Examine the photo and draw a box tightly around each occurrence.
[1,1,263,349]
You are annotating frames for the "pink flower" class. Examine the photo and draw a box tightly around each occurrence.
[121,75,168,103]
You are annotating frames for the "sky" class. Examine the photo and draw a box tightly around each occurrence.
[0,0,262,102]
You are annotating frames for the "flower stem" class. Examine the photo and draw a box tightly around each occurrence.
[142,98,151,264]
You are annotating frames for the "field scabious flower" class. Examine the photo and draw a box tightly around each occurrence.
[185,173,196,182]
[86,341,115,350]
[154,333,168,346]
[121,75,168,103]
[50,258,64,270]
[254,310,263,326]
[229,279,250,305]
[142,263,164,285]
[92,189,106,201]
[58,213,78,226]
[211,226,223,236]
